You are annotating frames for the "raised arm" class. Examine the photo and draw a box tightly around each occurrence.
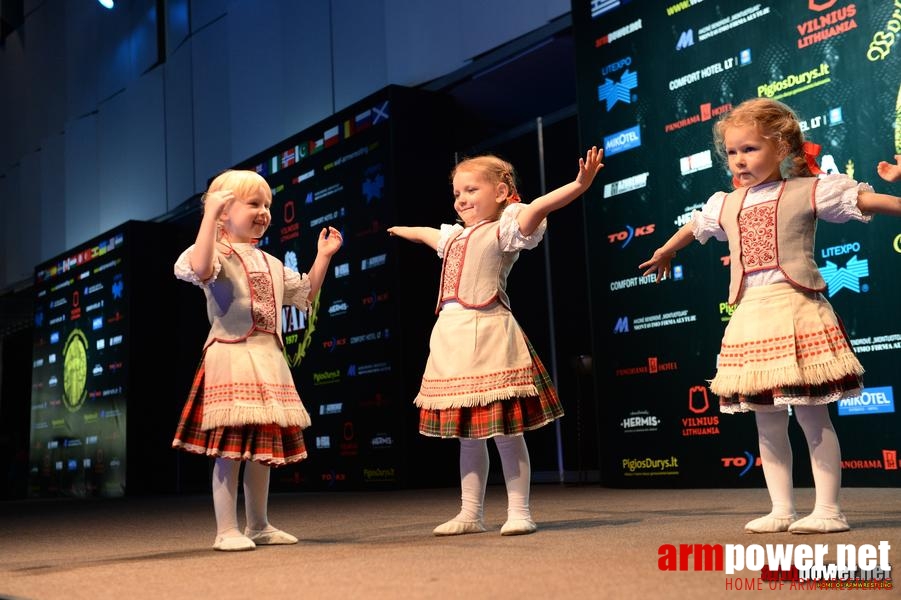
[387,226,441,251]
[306,226,343,302]
[190,190,234,280]
[638,223,696,280]
[516,146,604,236]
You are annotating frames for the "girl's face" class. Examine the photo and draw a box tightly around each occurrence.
[723,124,787,188]
[221,189,271,242]
[452,168,506,227]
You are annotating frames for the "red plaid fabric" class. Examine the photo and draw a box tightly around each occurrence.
[172,363,307,465]
[419,337,563,438]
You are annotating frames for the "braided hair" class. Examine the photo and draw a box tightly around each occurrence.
[451,155,522,220]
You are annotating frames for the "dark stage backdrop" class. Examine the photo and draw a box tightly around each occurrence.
[28,221,183,497]
[573,0,901,487]
[222,85,459,491]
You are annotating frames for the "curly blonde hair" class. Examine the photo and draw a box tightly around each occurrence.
[713,98,816,178]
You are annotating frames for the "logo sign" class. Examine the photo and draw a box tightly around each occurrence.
[595,18,642,47]
[591,0,631,19]
[62,329,88,412]
[613,316,630,334]
[838,387,895,416]
[603,172,649,198]
[722,451,761,477]
[604,125,642,157]
[820,255,869,296]
[679,150,713,175]
[676,29,694,50]
[608,224,655,247]
[688,385,709,414]
[598,69,638,110]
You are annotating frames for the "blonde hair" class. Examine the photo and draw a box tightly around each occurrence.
[452,155,521,218]
[204,169,272,209]
[713,98,816,178]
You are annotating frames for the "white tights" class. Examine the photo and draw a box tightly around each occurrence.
[754,405,843,518]
[455,435,532,522]
[211,458,272,537]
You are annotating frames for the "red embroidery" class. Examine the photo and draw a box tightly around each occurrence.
[441,239,465,301]
[718,326,851,367]
[739,202,777,270]
[249,272,277,331]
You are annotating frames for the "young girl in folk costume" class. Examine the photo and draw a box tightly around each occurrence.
[640,98,901,534]
[173,170,342,551]
[388,147,603,536]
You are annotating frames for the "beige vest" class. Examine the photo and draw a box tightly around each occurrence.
[203,243,286,349]
[719,178,826,304]
[435,221,519,313]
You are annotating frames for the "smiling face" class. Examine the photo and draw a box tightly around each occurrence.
[222,192,271,242]
[452,167,507,227]
[723,124,788,188]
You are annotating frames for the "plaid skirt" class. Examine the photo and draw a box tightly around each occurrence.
[172,363,308,465]
[419,337,564,439]
[713,282,864,413]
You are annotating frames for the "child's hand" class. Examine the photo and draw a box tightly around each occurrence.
[203,190,235,218]
[877,155,901,183]
[387,226,414,241]
[575,146,604,188]
[638,249,675,282]
[317,226,343,257]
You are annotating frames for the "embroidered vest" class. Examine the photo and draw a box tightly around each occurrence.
[203,244,286,349]
[719,177,825,304]
[435,221,518,313]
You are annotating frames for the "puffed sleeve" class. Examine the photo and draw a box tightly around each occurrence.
[436,223,464,259]
[815,173,874,224]
[173,245,222,287]
[691,191,729,244]
[498,203,546,251]
[283,266,313,313]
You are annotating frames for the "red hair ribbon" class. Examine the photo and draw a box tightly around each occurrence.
[802,141,824,175]
[508,193,521,203]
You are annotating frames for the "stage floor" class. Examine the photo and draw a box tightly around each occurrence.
[1,485,899,599]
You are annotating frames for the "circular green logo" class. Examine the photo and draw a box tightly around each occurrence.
[62,328,88,412]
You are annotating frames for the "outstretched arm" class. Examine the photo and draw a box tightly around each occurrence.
[857,190,901,216]
[387,226,441,251]
[516,146,604,236]
[306,226,343,302]
[638,223,696,281]
[877,155,901,183]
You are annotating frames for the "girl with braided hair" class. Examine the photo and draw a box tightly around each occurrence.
[389,147,603,536]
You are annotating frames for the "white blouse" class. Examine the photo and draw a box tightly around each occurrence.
[435,203,547,259]
[174,242,312,311]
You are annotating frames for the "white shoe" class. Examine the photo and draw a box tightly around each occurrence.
[213,534,256,551]
[744,514,797,533]
[788,513,850,534]
[244,527,299,545]
[432,518,487,536]
[500,519,537,536]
